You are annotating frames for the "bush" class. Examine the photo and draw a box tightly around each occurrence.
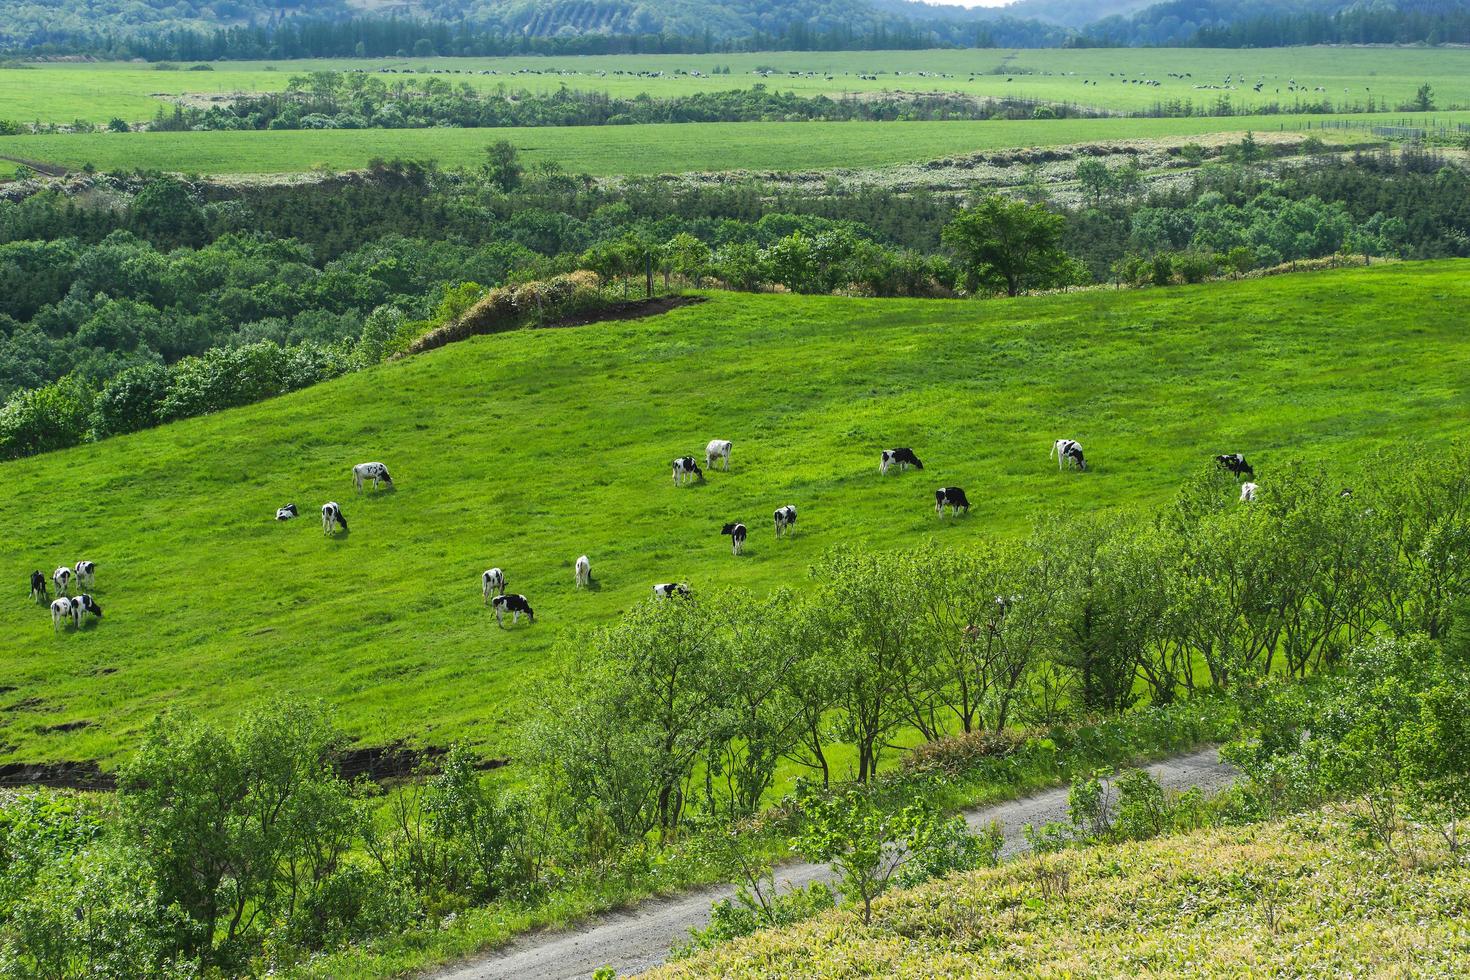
[0,374,95,460]
[92,362,168,436]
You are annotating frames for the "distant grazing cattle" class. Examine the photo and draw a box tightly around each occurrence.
[492,593,534,627]
[276,503,299,521]
[74,561,95,590]
[936,487,971,517]
[74,593,102,624]
[51,597,74,631]
[30,571,48,604]
[1216,454,1254,479]
[322,502,348,535]
[1052,439,1087,471]
[722,522,747,555]
[773,505,797,538]
[654,583,691,599]
[672,456,704,486]
[1339,487,1354,499]
[1240,482,1258,502]
[483,568,505,603]
[575,555,591,588]
[880,448,923,475]
[706,440,733,471]
[52,566,72,597]
[353,462,393,493]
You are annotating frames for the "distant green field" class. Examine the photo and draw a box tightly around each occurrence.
[3,48,1468,125]
[2,261,1468,769]
[0,110,1439,176]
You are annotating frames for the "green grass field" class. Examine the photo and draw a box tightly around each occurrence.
[5,47,1468,125]
[3,260,1468,770]
[0,110,1441,176]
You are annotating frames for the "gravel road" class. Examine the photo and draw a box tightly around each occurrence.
[432,746,1235,980]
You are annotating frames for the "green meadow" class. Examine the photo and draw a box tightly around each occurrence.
[3,260,1468,770]
[0,111,1441,176]
[4,46,1468,124]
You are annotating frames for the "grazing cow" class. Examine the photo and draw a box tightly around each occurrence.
[492,593,534,628]
[935,487,971,517]
[74,593,102,624]
[880,448,924,475]
[30,571,48,604]
[705,440,733,472]
[353,462,393,493]
[51,597,74,631]
[1240,482,1258,502]
[1051,439,1087,471]
[482,568,505,603]
[575,555,591,588]
[654,583,691,599]
[276,503,299,521]
[52,566,72,597]
[74,561,95,590]
[1339,487,1354,499]
[722,522,747,555]
[321,502,348,535]
[1215,453,1255,479]
[672,456,704,486]
[774,505,797,538]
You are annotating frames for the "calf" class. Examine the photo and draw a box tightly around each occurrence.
[482,568,505,603]
[1215,453,1254,479]
[29,570,48,604]
[74,593,102,624]
[353,462,394,493]
[880,448,923,475]
[1240,482,1258,502]
[935,487,971,517]
[276,503,299,521]
[492,593,534,628]
[672,456,704,486]
[321,502,348,535]
[722,522,747,556]
[773,504,797,538]
[705,439,733,472]
[654,582,691,599]
[52,566,72,597]
[51,597,74,632]
[74,560,95,590]
[1052,439,1087,471]
[575,555,591,588]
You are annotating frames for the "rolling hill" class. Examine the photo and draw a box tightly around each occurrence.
[4,261,1469,773]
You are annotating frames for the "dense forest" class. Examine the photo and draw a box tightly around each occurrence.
[1,0,1465,57]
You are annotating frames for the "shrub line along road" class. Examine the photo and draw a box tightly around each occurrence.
[432,747,1235,980]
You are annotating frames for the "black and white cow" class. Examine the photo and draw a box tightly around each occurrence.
[575,555,591,588]
[353,462,393,493]
[672,456,705,486]
[773,505,797,538]
[321,502,348,535]
[706,439,733,472]
[1052,439,1086,471]
[52,566,72,597]
[1339,487,1354,499]
[880,448,923,475]
[482,568,505,603]
[491,593,534,627]
[1240,482,1258,502]
[30,570,48,604]
[74,560,95,590]
[51,597,74,631]
[722,522,747,555]
[276,503,299,521]
[654,583,692,599]
[74,593,102,624]
[1215,453,1254,479]
[935,487,971,517]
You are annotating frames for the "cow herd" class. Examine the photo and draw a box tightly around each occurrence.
[30,562,102,632]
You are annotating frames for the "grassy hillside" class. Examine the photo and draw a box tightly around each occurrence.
[5,47,1467,125]
[3,261,1469,768]
[0,111,1422,176]
[648,809,1470,977]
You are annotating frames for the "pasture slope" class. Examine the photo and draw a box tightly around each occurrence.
[3,261,1469,772]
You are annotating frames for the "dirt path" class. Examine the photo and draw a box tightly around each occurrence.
[432,746,1234,980]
